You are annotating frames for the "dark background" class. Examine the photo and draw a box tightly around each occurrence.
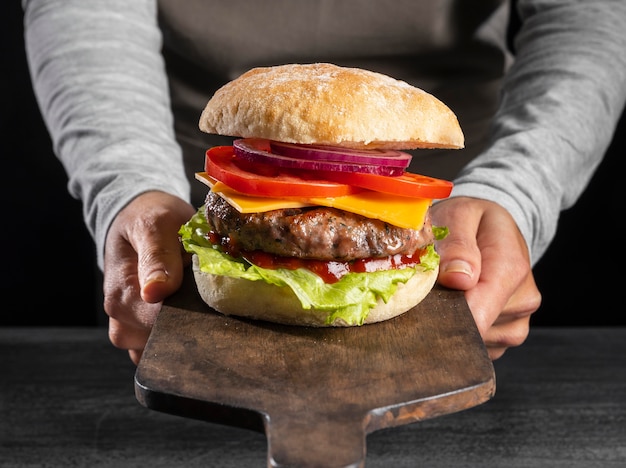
[2,2,624,327]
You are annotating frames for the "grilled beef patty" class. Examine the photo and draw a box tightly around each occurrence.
[204,192,434,261]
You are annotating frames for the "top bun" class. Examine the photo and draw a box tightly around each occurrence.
[199,63,464,150]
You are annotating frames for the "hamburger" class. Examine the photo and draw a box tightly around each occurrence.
[179,63,464,327]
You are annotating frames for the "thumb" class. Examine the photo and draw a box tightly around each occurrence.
[139,249,187,304]
[431,198,482,291]
[131,199,196,304]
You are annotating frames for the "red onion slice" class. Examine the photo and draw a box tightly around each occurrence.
[270,141,412,168]
[233,139,406,176]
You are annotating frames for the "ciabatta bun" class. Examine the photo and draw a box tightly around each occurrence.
[191,255,438,327]
[199,63,464,150]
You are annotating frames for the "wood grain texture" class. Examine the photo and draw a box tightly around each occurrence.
[135,268,495,467]
[2,327,626,467]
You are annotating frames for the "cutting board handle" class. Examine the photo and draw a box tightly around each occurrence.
[266,413,366,467]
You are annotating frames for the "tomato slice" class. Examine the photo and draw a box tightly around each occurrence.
[205,146,361,198]
[315,169,453,199]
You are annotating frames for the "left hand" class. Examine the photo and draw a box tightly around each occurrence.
[431,197,542,360]
[103,191,197,364]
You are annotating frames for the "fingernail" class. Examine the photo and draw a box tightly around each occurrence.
[145,270,168,285]
[442,260,473,277]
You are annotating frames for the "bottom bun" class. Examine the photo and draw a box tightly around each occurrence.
[191,255,438,327]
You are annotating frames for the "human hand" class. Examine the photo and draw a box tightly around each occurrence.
[103,191,197,364]
[431,197,542,360]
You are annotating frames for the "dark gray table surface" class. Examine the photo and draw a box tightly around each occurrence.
[1,326,625,467]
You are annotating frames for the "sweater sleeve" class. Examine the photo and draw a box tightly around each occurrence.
[22,0,190,269]
[450,0,626,265]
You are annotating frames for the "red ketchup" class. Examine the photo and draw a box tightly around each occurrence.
[209,230,423,284]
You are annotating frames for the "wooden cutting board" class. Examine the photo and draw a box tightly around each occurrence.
[135,268,495,467]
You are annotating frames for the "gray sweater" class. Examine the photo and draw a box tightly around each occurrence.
[22,0,626,268]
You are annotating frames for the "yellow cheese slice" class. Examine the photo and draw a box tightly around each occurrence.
[195,172,430,230]
[196,173,313,211]
[308,192,430,230]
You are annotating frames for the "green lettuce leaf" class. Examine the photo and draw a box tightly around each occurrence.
[179,208,441,325]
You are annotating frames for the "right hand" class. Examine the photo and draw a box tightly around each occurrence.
[432,197,542,360]
[102,191,197,364]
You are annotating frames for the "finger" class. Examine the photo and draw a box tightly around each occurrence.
[103,231,153,327]
[108,315,153,362]
[463,203,532,334]
[128,349,143,366]
[120,199,195,305]
[433,197,541,361]
[103,235,160,353]
[478,259,540,361]
[135,224,188,305]
[101,193,196,365]
[483,273,541,353]
[431,198,482,291]
[485,316,530,360]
